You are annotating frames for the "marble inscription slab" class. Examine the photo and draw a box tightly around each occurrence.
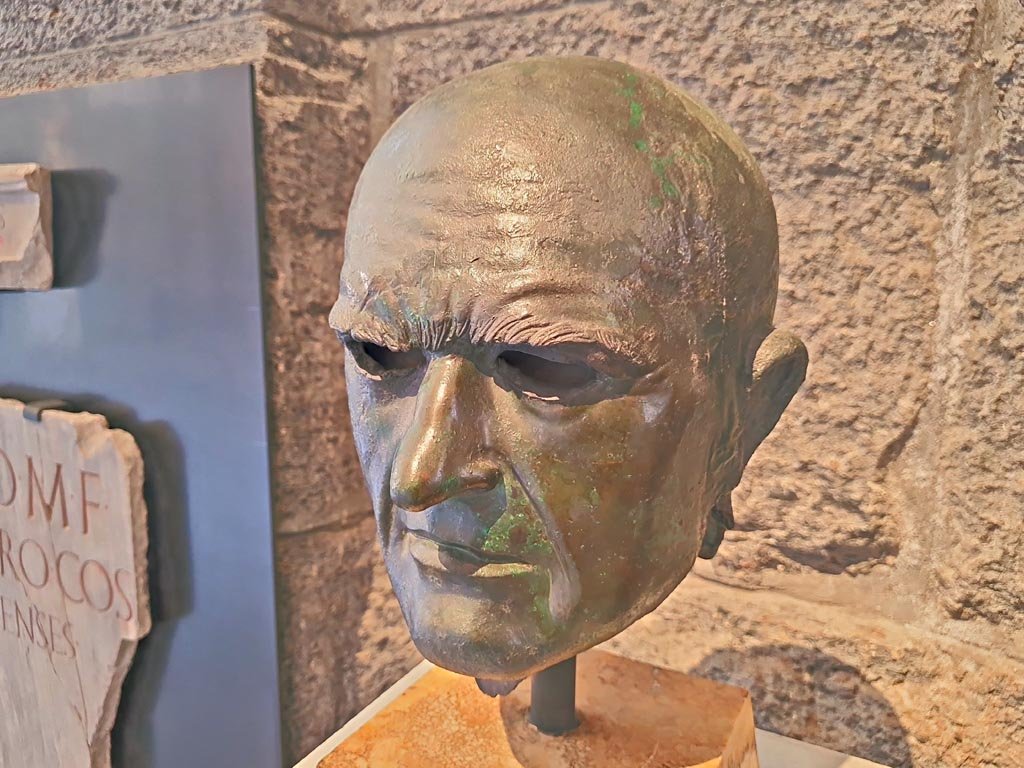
[0,164,53,290]
[0,398,150,768]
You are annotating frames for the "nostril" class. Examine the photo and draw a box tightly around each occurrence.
[462,459,502,493]
[390,478,437,513]
[390,461,501,512]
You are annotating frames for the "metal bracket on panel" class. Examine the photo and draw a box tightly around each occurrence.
[23,398,69,421]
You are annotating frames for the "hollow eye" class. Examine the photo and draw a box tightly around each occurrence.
[348,340,425,378]
[496,349,597,401]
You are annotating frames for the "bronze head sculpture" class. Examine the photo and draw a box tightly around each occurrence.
[330,57,807,686]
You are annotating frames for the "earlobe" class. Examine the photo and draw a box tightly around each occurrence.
[699,493,734,559]
[741,328,808,467]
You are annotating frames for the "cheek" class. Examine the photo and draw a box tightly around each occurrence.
[344,369,414,482]
[494,389,688,533]
[508,392,687,489]
[491,385,710,590]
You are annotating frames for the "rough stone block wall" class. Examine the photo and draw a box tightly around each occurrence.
[254,16,423,759]
[1,2,1021,767]
[260,2,1024,764]
[0,1,267,94]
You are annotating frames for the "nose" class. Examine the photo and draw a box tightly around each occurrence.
[390,355,501,513]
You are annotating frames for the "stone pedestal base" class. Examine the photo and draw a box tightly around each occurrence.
[319,650,759,768]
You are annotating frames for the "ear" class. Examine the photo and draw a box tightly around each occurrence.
[700,329,807,560]
[741,328,808,467]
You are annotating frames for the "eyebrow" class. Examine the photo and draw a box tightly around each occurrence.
[331,300,654,373]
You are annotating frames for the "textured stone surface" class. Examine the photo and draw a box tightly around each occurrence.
[0,13,266,97]
[275,518,418,761]
[269,0,576,35]
[606,577,1024,768]
[256,27,374,538]
[0,0,261,60]
[909,0,1024,637]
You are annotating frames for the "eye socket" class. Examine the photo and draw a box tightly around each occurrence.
[347,339,425,378]
[496,349,597,401]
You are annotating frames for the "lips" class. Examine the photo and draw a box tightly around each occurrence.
[406,529,535,578]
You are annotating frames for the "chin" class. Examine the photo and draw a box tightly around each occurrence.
[383,538,575,679]
[399,591,649,681]
[409,612,653,681]
[398,589,572,680]
[412,629,563,681]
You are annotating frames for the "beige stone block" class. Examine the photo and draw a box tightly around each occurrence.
[0,0,262,61]
[607,576,1024,768]
[896,0,1024,637]
[263,22,370,102]
[0,398,150,768]
[0,14,267,98]
[268,0,575,35]
[0,163,52,291]
[255,67,375,535]
[320,651,758,768]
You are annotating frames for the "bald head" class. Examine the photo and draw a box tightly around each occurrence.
[330,57,807,679]
[337,56,779,363]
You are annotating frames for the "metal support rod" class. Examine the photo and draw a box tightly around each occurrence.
[529,655,579,736]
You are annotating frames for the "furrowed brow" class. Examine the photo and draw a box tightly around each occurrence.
[336,318,416,351]
[332,301,471,353]
[332,299,656,373]
[473,312,653,371]
[329,300,414,349]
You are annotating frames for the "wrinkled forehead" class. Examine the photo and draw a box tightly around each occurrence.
[341,152,686,363]
[343,100,681,284]
[338,59,765,361]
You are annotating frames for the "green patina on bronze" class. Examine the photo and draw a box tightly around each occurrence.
[619,72,644,128]
[632,138,681,210]
[526,571,557,638]
[620,73,682,210]
[332,56,807,684]
[483,492,553,561]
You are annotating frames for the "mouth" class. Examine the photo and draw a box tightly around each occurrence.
[405,528,536,578]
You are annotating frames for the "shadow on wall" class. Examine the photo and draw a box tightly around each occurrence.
[0,385,194,768]
[110,410,192,768]
[50,169,116,289]
[691,645,913,768]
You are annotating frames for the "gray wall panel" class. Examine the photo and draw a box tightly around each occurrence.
[0,66,282,767]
